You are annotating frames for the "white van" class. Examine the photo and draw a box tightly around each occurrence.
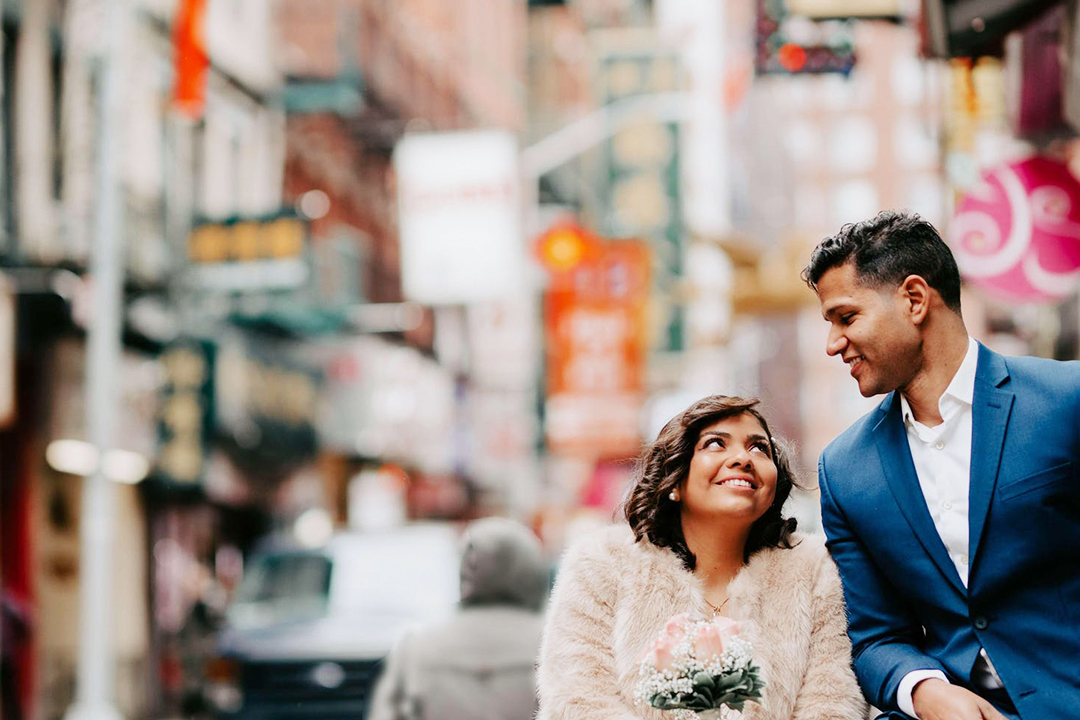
[205,523,461,720]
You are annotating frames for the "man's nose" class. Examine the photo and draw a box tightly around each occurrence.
[826,327,845,357]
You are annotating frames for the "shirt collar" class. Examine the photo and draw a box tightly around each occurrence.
[900,336,979,426]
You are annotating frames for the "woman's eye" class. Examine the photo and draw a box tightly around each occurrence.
[751,443,769,454]
[703,438,723,449]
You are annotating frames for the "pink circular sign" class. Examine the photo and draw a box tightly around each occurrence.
[951,156,1080,303]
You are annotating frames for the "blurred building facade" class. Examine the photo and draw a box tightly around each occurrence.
[0,0,1079,718]
[0,0,287,716]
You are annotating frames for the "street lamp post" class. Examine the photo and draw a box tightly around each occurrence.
[63,0,128,717]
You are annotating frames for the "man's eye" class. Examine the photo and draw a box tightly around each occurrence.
[840,314,855,324]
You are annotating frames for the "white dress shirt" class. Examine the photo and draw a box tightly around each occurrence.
[894,337,1003,718]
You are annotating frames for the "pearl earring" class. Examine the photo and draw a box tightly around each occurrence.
[668,490,679,502]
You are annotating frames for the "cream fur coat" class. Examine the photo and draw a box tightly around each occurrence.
[537,525,868,720]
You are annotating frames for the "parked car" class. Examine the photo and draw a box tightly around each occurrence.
[205,523,461,720]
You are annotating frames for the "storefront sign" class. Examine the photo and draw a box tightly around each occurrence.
[214,332,320,470]
[595,35,685,351]
[157,340,215,485]
[185,213,309,291]
[544,239,650,457]
[395,130,523,305]
[314,337,456,473]
[951,155,1080,303]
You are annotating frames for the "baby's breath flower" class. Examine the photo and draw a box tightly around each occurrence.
[634,616,765,718]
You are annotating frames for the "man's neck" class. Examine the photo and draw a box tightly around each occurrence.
[901,326,969,427]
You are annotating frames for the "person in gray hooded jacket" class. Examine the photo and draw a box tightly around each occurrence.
[367,517,549,720]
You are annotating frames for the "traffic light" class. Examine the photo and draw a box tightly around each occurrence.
[535,223,598,274]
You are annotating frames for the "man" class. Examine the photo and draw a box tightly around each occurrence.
[367,517,549,720]
[802,210,1080,720]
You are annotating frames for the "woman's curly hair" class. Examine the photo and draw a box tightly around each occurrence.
[623,394,799,570]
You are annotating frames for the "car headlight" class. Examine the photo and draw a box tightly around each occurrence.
[204,657,243,713]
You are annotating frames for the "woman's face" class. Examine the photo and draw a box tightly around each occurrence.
[679,413,778,525]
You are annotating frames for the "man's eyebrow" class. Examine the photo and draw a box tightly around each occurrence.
[821,303,850,320]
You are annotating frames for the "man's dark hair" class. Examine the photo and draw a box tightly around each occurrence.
[801,210,963,311]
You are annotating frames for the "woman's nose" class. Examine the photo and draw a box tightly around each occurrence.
[727,447,752,466]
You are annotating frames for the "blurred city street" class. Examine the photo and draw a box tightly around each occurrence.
[0,0,1078,718]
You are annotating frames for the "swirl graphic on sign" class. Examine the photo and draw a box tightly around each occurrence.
[951,156,1080,303]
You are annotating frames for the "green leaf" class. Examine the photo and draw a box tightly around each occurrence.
[688,691,713,709]
[693,672,716,689]
[716,672,743,691]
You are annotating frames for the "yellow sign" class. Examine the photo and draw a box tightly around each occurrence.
[786,0,903,18]
[187,216,305,264]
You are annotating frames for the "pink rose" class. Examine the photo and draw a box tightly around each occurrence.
[663,612,690,641]
[692,623,728,661]
[692,616,741,661]
[644,633,680,672]
[648,639,673,673]
[709,615,740,638]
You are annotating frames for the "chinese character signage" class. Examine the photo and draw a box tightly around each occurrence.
[157,340,215,485]
[595,33,684,351]
[544,239,650,457]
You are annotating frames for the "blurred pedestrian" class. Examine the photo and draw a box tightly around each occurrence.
[367,517,548,720]
[537,395,868,720]
[805,210,1080,719]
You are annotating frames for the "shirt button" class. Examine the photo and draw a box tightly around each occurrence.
[942,501,953,511]
[973,616,988,630]
[935,441,945,450]
[959,554,968,565]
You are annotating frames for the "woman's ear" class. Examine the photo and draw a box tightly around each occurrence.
[900,274,931,325]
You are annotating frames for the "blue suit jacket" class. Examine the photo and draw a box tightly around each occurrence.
[818,343,1080,719]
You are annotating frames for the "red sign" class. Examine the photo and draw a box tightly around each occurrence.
[173,0,208,119]
[544,239,650,457]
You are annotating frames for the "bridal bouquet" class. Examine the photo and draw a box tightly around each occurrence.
[634,612,765,720]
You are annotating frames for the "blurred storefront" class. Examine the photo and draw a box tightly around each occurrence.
[1,0,1080,716]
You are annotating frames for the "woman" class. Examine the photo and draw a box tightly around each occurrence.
[537,395,867,720]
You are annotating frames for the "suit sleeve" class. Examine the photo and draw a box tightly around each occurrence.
[818,454,948,712]
[791,551,870,720]
[536,540,640,720]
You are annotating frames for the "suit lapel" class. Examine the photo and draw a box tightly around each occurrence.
[873,392,966,597]
[968,344,1013,571]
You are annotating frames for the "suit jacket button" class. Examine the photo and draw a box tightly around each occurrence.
[974,616,989,630]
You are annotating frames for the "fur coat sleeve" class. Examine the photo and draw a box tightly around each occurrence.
[536,527,641,720]
[789,547,868,720]
[537,525,868,720]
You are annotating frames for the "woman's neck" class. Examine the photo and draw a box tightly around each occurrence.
[682,514,749,591]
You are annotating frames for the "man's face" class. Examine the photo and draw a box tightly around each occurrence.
[815,262,922,397]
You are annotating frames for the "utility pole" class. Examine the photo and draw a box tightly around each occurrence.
[64,0,127,716]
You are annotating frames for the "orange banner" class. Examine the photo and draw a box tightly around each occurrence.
[544,239,650,457]
[173,0,208,119]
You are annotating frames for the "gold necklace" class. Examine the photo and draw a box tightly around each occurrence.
[704,596,730,616]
